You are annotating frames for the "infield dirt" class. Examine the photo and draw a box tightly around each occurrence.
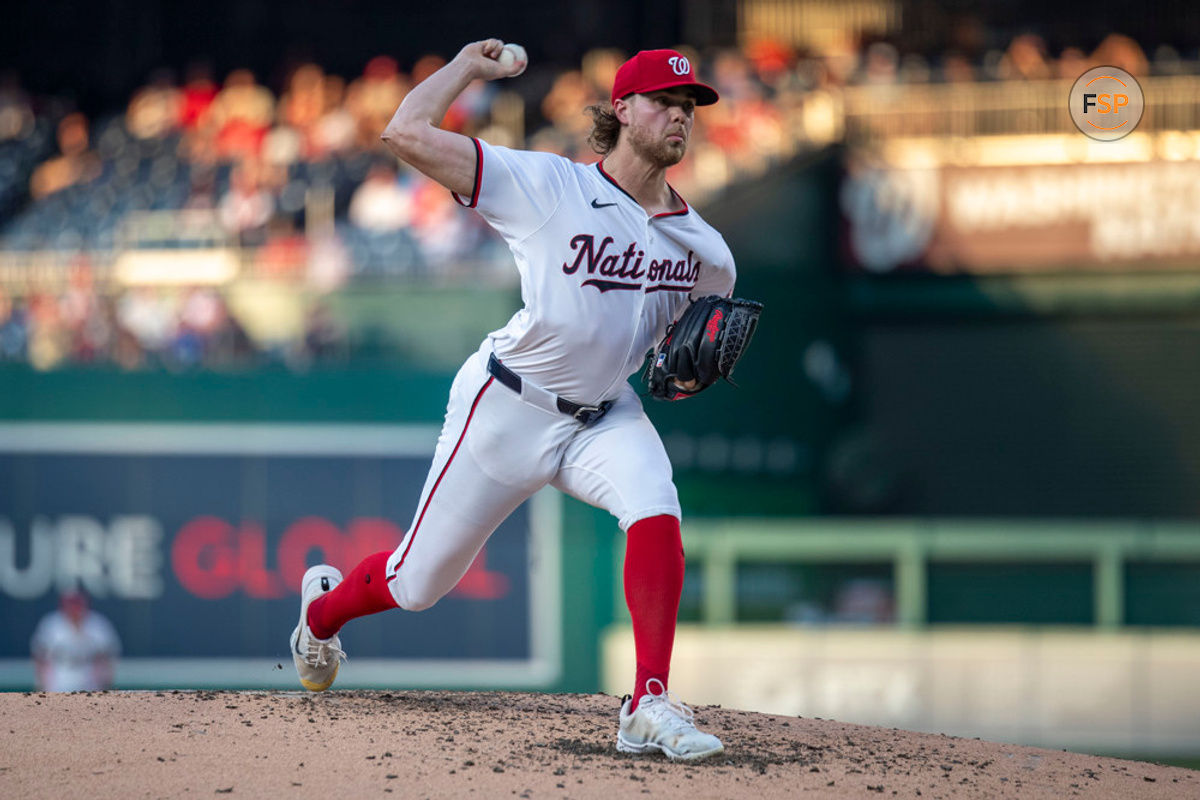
[1,690,1196,798]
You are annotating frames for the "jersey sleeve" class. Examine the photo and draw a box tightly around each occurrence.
[451,138,571,242]
[692,239,737,299]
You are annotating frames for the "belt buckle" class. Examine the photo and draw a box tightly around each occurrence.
[573,404,603,425]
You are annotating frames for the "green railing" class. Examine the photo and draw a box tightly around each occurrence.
[614,518,1200,628]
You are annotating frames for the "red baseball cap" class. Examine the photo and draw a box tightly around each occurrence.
[611,49,719,106]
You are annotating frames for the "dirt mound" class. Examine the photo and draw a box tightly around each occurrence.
[1,690,1195,798]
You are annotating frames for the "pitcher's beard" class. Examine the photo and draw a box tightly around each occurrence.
[627,125,687,168]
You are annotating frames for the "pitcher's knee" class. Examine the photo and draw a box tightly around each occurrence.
[395,583,445,612]
[619,486,681,531]
[390,573,449,612]
[399,593,440,612]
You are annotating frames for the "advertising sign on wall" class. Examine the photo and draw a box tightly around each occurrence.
[0,424,561,689]
[841,154,1200,274]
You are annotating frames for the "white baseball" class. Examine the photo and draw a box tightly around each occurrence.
[498,43,527,75]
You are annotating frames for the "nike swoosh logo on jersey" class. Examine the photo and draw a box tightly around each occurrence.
[590,198,618,209]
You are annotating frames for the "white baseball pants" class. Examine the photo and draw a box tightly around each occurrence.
[385,348,680,611]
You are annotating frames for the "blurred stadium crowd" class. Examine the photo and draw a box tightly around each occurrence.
[0,31,1188,370]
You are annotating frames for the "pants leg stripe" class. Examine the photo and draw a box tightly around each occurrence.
[390,376,494,579]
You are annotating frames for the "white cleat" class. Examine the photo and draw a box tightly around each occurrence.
[290,564,346,692]
[616,678,725,761]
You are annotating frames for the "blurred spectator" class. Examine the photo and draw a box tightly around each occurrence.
[30,590,121,692]
[411,54,445,85]
[443,78,493,135]
[172,286,237,366]
[177,286,225,345]
[179,63,219,130]
[58,257,111,363]
[3,30,1195,373]
[303,300,346,360]
[0,71,35,142]
[528,125,573,156]
[273,63,324,164]
[542,70,598,140]
[261,122,303,168]
[409,173,475,261]
[348,161,414,232]
[310,74,358,156]
[821,37,861,87]
[998,34,1053,80]
[0,288,28,360]
[711,49,762,99]
[940,51,977,83]
[745,39,793,86]
[898,53,932,83]
[1092,33,1149,76]
[256,214,308,277]
[580,48,625,98]
[280,63,326,136]
[208,68,275,161]
[860,42,900,85]
[346,56,408,149]
[306,228,352,291]
[183,166,219,211]
[29,112,100,199]
[1056,47,1089,81]
[219,160,275,246]
[126,69,181,140]
[117,288,177,359]
[110,310,146,370]
[204,296,256,366]
[26,290,69,370]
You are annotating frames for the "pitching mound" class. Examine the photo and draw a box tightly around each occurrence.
[2,690,1195,798]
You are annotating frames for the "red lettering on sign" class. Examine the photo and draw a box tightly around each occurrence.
[277,516,344,591]
[452,548,511,600]
[343,518,405,566]
[172,516,239,599]
[169,515,511,602]
[238,522,285,598]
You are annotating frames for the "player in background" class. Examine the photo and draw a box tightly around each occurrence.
[290,39,736,761]
[31,590,121,692]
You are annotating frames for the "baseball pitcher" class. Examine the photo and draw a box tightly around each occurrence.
[290,39,761,761]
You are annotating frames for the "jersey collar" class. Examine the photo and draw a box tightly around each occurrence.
[595,160,690,219]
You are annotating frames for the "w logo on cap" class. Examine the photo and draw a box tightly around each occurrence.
[667,55,691,76]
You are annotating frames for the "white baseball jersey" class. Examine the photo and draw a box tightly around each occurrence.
[453,138,736,404]
[385,138,737,611]
[30,610,121,691]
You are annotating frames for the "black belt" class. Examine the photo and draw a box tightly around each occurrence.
[487,353,614,426]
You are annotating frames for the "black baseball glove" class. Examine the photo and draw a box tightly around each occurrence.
[645,295,764,401]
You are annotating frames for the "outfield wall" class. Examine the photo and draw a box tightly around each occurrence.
[0,422,621,694]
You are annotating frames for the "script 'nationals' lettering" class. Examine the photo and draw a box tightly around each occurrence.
[561,234,701,292]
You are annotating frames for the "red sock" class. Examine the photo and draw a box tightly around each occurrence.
[623,514,684,712]
[306,551,398,639]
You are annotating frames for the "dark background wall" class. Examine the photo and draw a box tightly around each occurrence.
[6,0,1200,115]
[1,0,686,114]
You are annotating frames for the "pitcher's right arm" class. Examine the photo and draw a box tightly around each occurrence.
[381,39,525,198]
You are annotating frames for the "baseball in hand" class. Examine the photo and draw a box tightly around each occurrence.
[497,43,527,75]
